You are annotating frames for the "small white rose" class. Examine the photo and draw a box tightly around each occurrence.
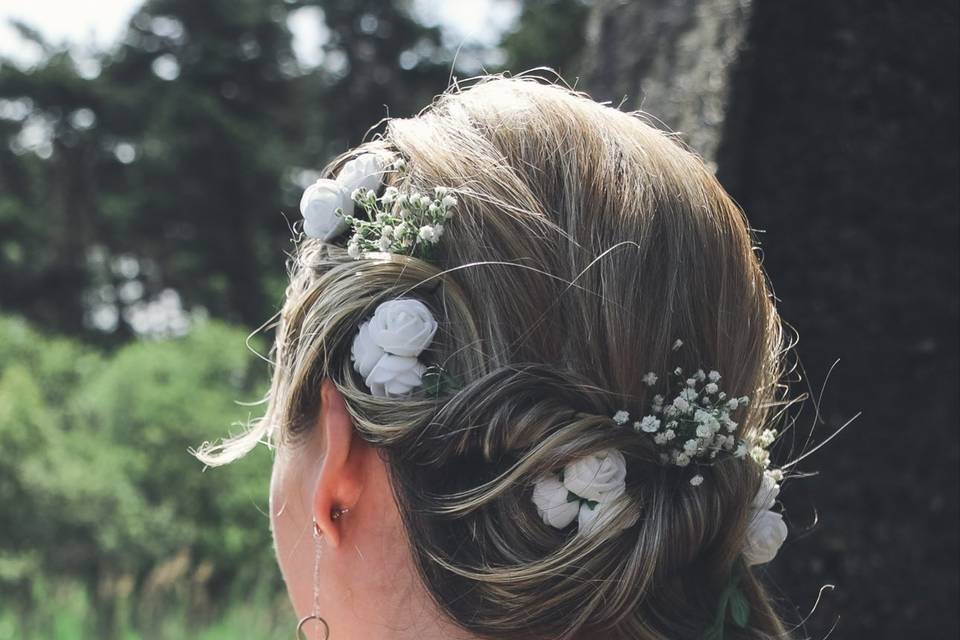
[752,471,781,512]
[743,509,788,566]
[364,353,427,397]
[367,299,438,357]
[337,153,384,194]
[532,475,579,529]
[300,179,352,240]
[562,449,627,504]
[350,320,384,379]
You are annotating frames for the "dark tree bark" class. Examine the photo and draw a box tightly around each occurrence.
[580,2,959,638]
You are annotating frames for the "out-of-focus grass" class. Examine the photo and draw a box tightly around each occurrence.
[0,576,292,640]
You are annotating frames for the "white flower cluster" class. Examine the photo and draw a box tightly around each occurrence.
[612,339,779,485]
[298,153,458,260]
[531,449,638,537]
[349,298,438,397]
[342,170,457,259]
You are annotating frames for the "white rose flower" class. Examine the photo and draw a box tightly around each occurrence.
[336,153,384,194]
[300,179,352,240]
[349,298,438,397]
[366,299,438,357]
[752,471,781,511]
[364,354,427,397]
[350,320,384,378]
[562,449,627,503]
[299,153,386,242]
[532,475,579,529]
[743,509,788,565]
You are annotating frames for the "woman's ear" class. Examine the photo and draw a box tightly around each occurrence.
[312,378,366,547]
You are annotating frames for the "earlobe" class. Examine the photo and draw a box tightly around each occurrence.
[312,378,364,547]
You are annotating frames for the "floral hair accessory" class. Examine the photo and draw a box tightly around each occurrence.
[531,449,638,536]
[341,179,457,260]
[743,469,787,565]
[611,339,778,482]
[299,153,459,261]
[350,298,438,397]
[610,338,787,564]
[701,470,787,640]
[300,153,385,241]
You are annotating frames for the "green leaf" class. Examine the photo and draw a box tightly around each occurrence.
[729,586,751,627]
[420,367,461,397]
[701,621,724,640]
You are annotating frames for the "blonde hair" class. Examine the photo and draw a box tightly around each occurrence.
[198,76,792,639]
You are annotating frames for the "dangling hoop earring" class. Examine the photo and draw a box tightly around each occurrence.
[295,614,330,640]
[294,507,350,640]
[296,518,331,639]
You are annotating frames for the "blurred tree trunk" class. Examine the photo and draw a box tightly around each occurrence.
[579,0,752,165]
[580,1,958,639]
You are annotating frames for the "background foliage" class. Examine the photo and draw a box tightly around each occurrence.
[0,0,956,638]
[0,1,587,638]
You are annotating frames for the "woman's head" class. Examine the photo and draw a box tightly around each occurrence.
[198,76,790,639]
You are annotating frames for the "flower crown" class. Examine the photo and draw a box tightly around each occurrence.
[299,152,457,260]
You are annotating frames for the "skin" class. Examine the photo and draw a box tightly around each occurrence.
[269,379,475,640]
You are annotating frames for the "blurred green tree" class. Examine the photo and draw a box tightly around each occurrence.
[0,315,278,633]
[0,0,456,343]
[499,0,591,77]
[0,1,597,635]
